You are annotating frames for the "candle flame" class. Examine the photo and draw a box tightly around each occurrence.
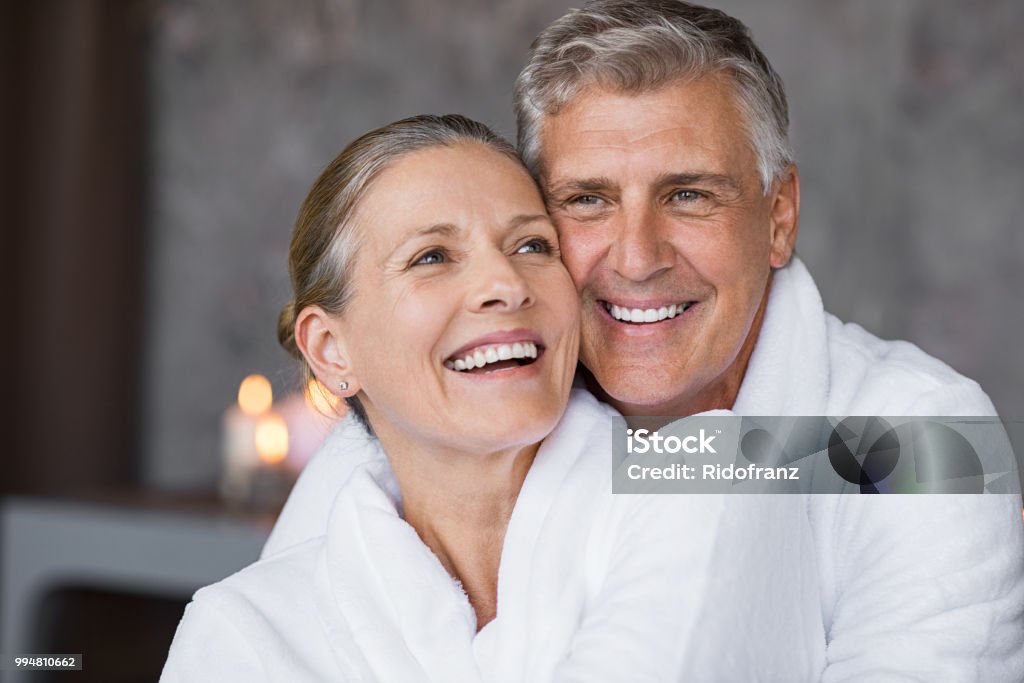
[255,414,289,464]
[305,378,340,414]
[238,374,273,416]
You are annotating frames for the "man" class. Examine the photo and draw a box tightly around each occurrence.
[265,0,1024,678]
[510,1,1024,679]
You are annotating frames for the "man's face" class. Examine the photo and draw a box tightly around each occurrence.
[538,75,799,416]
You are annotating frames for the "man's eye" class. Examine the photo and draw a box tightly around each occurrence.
[413,249,446,266]
[572,194,603,206]
[671,189,703,202]
[516,238,554,255]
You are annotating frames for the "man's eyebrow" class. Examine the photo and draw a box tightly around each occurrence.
[543,173,743,196]
[656,172,742,193]
[543,177,615,196]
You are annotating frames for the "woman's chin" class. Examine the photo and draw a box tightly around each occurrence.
[441,401,566,456]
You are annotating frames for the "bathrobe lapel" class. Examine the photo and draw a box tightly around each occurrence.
[312,392,616,682]
[315,461,483,682]
[733,258,831,416]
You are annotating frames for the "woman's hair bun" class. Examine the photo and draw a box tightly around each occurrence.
[277,300,300,359]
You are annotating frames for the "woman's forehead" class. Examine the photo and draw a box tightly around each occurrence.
[353,143,545,239]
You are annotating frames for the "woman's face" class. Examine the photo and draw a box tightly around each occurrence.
[335,142,580,457]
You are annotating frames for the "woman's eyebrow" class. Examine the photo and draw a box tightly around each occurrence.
[384,223,460,263]
[508,213,551,229]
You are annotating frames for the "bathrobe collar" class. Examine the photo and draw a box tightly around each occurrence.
[312,390,612,682]
[732,257,831,416]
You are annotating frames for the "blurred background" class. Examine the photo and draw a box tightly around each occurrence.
[2,0,1022,680]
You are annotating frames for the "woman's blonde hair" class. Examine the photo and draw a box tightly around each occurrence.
[277,114,520,430]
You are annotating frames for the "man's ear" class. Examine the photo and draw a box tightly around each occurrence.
[294,305,360,398]
[768,164,800,269]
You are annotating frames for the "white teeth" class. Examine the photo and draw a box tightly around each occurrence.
[605,302,689,323]
[446,341,539,372]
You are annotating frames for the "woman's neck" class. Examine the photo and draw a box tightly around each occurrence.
[381,435,539,631]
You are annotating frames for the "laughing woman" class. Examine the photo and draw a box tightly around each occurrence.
[161,116,819,682]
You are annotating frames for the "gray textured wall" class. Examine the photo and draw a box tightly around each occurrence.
[142,0,1024,490]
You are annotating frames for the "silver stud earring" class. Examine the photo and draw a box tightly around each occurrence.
[338,380,349,391]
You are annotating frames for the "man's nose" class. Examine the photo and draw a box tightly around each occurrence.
[609,204,674,282]
[468,250,534,312]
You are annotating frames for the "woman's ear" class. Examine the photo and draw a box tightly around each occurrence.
[294,305,360,397]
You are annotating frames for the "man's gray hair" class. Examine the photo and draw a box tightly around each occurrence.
[514,0,793,193]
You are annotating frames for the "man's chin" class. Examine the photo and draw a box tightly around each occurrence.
[580,367,690,417]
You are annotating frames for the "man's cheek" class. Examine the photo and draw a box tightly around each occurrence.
[559,233,602,282]
[558,246,590,286]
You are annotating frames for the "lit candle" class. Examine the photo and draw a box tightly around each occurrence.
[255,413,289,465]
[249,412,292,509]
[220,374,273,504]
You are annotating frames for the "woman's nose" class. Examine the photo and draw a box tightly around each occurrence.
[468,250,534,313]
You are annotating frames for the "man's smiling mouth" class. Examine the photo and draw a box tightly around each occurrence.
[601,301,695,324]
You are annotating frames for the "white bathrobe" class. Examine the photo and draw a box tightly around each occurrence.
[249,257,1024,681]
[162,390,825,681]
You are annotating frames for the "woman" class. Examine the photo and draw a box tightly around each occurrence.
[161,115,820,682]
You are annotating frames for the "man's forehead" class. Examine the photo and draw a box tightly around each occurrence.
[537,77,756,187]
[546,75,738,131]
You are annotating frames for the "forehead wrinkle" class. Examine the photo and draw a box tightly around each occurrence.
[620,124,696,149]
[545,129,750,197]
[406,222,461,239]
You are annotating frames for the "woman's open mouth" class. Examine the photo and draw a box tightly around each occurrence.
[444,342,543,374]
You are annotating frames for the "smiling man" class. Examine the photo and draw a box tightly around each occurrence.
[512,0,1024,679]
[534,75,792,417]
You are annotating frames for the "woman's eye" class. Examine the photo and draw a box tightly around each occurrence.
[516,238,553,255]
[413,249,446,266]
